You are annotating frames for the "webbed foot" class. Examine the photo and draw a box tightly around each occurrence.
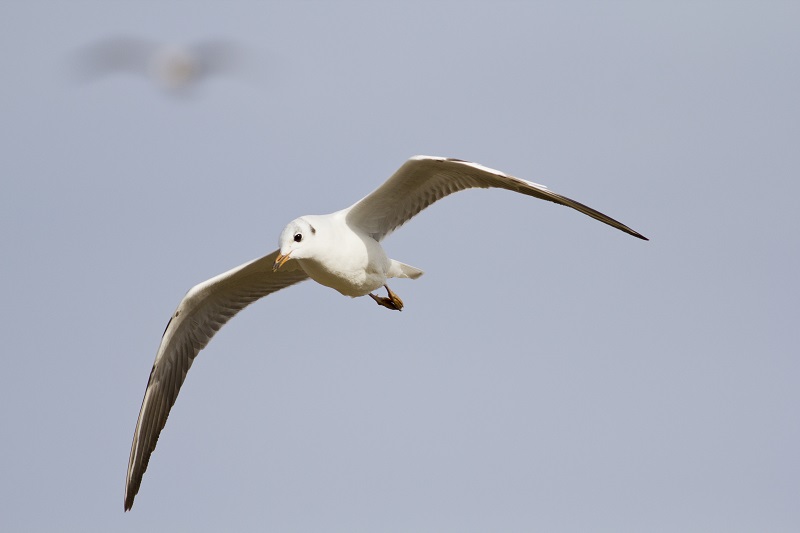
[369,285,404,311]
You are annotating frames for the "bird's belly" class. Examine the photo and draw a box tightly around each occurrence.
[298,258,385,297]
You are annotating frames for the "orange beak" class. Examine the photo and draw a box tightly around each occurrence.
[272,252,291,272]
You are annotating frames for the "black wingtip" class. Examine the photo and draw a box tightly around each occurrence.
[124,485,136,511]
[623,227,649,241]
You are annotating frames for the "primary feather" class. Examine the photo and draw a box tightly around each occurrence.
[125,155,647,510]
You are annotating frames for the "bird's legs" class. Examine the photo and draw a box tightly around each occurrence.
[369,284,404,311]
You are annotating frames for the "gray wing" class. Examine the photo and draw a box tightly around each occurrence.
[73,36,157,79]
[190,39,246,80]
[124,250,308,511]
[345,155,648,241]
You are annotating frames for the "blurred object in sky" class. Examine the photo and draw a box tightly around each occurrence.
[71,36,255,95]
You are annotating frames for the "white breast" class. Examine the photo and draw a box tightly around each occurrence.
[298,223,390,297]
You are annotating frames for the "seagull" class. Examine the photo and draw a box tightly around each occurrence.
[73,36,248,93]
[124,155,647,510]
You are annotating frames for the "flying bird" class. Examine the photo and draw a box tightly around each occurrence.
[73,36,248,93]
[124,155,648,510]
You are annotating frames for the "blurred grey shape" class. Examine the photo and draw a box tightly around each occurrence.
[72,36,256,94]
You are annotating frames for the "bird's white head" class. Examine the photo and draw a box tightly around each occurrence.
[273,217,318,271]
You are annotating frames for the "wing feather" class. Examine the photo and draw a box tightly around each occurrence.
[124,250,307,510]
[74,36,157,79]
[345,156,647,241]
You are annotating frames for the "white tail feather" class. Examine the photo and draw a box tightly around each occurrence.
[389,260,424,279]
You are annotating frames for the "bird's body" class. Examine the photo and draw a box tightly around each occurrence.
[124,155,647,510]
[277,211,422,298]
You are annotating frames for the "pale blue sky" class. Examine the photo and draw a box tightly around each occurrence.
[1,2,798,532]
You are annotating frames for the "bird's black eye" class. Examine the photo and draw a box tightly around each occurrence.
[294,233,302,242]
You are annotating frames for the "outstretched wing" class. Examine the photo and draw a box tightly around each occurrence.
[345,156,648,241]
[190,39,246,80]
[73,36,157,79]
[124,250,308,510]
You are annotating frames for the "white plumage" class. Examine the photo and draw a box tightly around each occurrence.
[124,155,647,510]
